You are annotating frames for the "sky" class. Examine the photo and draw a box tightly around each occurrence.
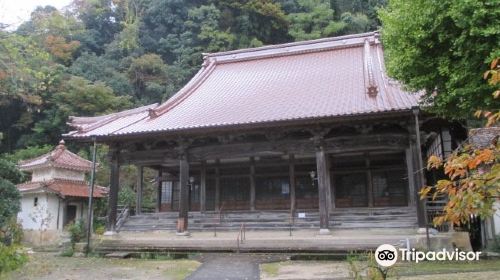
[0,0,73,29]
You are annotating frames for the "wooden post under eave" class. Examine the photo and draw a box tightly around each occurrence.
[250,157,256,211]
[413,139,427,227]
[405,148,416,207]
[289,154,296,216]
[200,161,207,213]
[136,165,143,215]
[365,155,374,207]
[156,169,162,212]
[315,146,330,234]
[325,154,332,213]
[107,149,120,232]
[215,159,221,210]
[177,155,190,234]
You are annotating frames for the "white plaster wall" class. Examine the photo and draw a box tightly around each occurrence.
[52,168,85,181]
[31,168,53,182]
[494,201,500,236]
[31,167,85,182]
[18,193,61,231]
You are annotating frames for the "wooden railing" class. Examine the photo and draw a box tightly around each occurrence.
[236,223,246,253]
[425,195,449,232]
[213,202,225,237]
[115,205,130,231]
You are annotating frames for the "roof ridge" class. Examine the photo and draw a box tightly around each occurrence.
[18,150,53,166]
[205,32,379,66]
[204,31,378,58]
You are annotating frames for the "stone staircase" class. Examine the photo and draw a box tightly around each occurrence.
[118,207,417,232]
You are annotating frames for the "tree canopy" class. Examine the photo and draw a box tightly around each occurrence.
[379,0,500,119]
[0,0,386,154]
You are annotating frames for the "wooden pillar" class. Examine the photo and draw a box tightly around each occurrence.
[135,165,143,215]
[107,148,120,231]
[289,154,296,215]
[156,169,162,212]
[325,154,332,213]
[177,154,189,234]
[200,161,207,213]
[249,157,256,211]
[215,159,221,210]
[365,154,374,207]
[412,109,428,228]
[315,145,330,234]
[328,156,335,210]
[405,148,416,207]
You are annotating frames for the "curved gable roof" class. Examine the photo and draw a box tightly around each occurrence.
[18,140,93,172]
[65,32,419,139]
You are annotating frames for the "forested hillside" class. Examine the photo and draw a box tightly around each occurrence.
[0,0,386,154]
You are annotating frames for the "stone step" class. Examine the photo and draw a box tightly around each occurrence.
[120,209,418,232]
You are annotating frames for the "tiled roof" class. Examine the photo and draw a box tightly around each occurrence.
[65,32,420,139]
[469,127,500,148]
[16,179,107,198]
[18,140,93,171]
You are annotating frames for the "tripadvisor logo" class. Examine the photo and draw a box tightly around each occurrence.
[375,244,482,267]
[375,244,398,267]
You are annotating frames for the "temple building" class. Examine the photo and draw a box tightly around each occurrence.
[16,140,106,244]
[64,32,465,235]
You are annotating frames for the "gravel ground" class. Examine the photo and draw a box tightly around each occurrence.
[187,254,260,280]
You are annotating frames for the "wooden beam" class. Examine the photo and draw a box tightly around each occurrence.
[135,165,143,215]
[200,161,207,213]
[250,157,256,211]
[315,145,330,233]
[289,154,296,216]
[177,155,189,233]
[107,149,120,231]
[118,133,409,164]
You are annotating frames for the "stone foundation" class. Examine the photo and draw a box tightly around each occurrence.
[22,229,64,246]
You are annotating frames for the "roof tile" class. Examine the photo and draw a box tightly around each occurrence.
[65,32,420,139]
[17,179,107,198]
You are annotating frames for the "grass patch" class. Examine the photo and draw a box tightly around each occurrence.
[261,261,289,277]
[391,259,500,276]
[163,260,200,280]
[2,252,201,280]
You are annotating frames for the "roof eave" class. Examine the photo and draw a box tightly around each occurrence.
[64,108,416,143]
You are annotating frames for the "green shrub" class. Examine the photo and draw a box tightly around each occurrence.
[1,218,23,245]
[0,244,27,275]
[94,225,105,235]
[0,178,21,234]
[118,186,135,208]
[66,220,85,247]
[346,251,394,280]
[60,247,74,257]
[93,217,106,232]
